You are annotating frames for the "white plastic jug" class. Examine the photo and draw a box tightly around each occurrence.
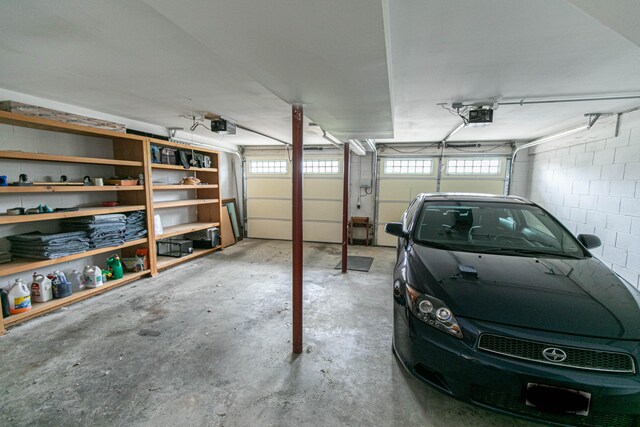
[83,265,103,289]
[68,270,85,292]
[9,278,31,314]
[31,273,53,303]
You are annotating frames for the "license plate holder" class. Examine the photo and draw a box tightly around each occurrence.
[525,383,591,416]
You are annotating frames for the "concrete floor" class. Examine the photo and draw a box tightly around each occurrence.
[0,239,535,426]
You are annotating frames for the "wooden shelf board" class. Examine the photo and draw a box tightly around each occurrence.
[157,222,220,239]
[156,246,222,270]
[0,185,144,193]
[0,238,148,277]
[151,164,218,173]
[153,199,219,209]
[0,150,143,167]
[0,205,146,225]
[152,184,219,190]
[0,110,146,141]
[3,270,150,327]
[148,137,220,155]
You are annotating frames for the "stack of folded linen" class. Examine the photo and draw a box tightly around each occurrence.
[124,211,147,242]
[62,214,126,248]
[0,251,12,264]
[8,231,90,259]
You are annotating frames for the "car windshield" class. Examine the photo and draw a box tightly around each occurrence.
[412,201,587,259]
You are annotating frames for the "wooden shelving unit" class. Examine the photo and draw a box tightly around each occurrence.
[0,114,225,333]
[149,137,223,271]
[0,112,155,334]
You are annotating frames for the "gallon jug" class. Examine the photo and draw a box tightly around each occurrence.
[107,254,124,280]
[8,278,31,314]
[68,270,85,292]
[31,273,53,303]
[1,288,9,318]
[49,272,72,299]
[83,265,103,289]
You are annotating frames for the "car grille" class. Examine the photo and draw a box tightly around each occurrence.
[470,384,637,427]
[478,334,635,374]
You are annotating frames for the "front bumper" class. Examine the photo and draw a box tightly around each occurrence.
[393,306,640,426]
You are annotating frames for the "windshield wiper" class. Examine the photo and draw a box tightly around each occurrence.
[479,247,583,259]
[414,240,467,252]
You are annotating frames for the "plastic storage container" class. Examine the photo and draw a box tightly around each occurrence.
[83,265,103,289]
[31,273,53,303]
[8,278,31,314]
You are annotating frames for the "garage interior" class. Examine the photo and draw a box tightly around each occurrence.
[1,1,640,426]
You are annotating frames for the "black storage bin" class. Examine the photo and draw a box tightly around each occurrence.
[157,239,193,258]
[193,234,221,249]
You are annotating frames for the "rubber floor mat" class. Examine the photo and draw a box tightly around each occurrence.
[334,256,374,272]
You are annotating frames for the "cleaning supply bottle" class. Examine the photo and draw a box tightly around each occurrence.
[8,278,31,314]
[107,254,124,280]
[49,271,72,299]
[83,265,103,289]
[31,273,53,303]
[68,270,85,292]
[1,288,10,318]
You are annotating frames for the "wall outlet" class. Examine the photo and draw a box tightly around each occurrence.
[356,203,361,209]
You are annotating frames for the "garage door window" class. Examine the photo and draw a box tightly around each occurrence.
[383,159,433,175]
[250,160,288,174]
[303,160,340,174]
[447,158,500,175]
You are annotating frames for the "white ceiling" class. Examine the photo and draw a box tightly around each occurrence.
[0,1,639,147]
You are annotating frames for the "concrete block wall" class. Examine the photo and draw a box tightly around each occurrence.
[526,109,640,287]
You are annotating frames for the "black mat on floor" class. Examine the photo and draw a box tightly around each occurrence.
[335,256,374,272]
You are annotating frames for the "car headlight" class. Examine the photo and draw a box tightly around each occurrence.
[403,282,463,339]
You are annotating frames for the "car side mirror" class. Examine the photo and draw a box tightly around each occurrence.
[385,222,406,238]
[577,234,601,249]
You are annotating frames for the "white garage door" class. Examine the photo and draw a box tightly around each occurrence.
[245,152,343,243]
[376,156,507,246]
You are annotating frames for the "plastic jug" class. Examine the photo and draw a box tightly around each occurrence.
[8,278,31,314]
[107,254,124,280]
[68,270,85,292]
[49,271,72,299]
[31,273,53,303]
[83,265,103,289]
[1,288,10,318]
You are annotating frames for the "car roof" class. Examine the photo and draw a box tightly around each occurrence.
[417,192,533,204]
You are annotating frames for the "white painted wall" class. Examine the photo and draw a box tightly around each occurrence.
[526,109,640,287]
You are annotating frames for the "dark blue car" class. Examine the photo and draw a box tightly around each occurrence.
[385,193,640,426]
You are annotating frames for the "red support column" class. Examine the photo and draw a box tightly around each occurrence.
[341,142,350,273]
[292,104,304,354]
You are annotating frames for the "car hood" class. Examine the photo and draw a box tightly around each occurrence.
[408,244,640,339]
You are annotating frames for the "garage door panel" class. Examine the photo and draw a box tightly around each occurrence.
[440,179,504,194]
[247,178,292,198]
[304,221,341,243]
[304,200,341,221]
[246,155,342,243]
[247,199,291,220]
[248,219,292,240]
[378,201,410,223]
[304,178,342,199]
[379,178,437,201]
